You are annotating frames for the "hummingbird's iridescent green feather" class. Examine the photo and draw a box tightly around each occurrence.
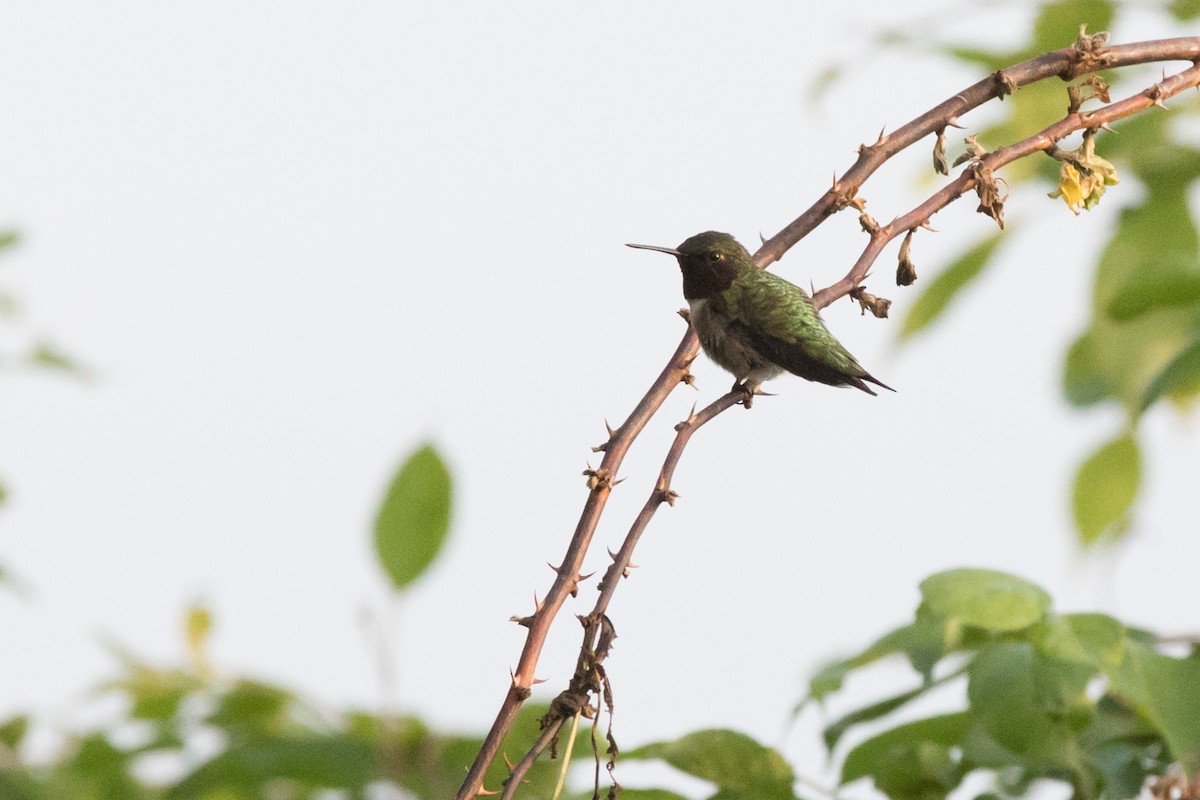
[626,231,893,395]
[721,269,879,391]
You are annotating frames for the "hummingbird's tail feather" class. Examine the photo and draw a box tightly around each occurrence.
[857,373,895,394]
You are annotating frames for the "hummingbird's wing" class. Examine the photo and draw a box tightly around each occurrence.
[728,270,892,395]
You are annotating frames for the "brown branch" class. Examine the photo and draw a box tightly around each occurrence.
[455,325,699,799]
[811,57,1200,310]
[499,388,749,798]
[752,37,1200,272]
[458,36,1200,799]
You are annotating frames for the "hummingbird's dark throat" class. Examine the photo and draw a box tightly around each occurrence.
[680,256,738,301]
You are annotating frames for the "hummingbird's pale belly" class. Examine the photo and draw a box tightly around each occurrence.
[688,298,784,384]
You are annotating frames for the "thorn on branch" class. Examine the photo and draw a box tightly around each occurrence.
[874,125,889,145]
[1148,83,1169,108]
[896,230,918,286]
[994,69,1018,99]
[583,466,614,491]
[850,286,892,318]
[831,180,860,211]
[680,372,697,389]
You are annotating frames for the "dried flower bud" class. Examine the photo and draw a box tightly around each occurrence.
[851,286,892,318]
[933,129,949,175]
[953,134,988,167]
[896,230,918,286]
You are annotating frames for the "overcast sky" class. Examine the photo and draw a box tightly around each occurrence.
[2,1,1197,790]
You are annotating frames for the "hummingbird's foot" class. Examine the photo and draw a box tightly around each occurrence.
[734,380,775,409]
[734,380,758,409]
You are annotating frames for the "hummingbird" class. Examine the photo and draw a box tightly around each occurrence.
[627,231,893,396]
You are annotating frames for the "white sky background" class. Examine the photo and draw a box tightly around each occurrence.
[2,0,1198,791]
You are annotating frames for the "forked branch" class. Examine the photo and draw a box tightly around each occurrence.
[456,35,1200,800]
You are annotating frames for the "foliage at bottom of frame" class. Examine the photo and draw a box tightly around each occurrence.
[2,568,1196,800]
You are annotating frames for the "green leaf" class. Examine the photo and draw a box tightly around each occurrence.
[1064,187,1200,413]
[1106,271,1200,321]
[801,615,949,708]
[373,443,453,591]
[899,234,1003,341]
[625,730,796,800]
[1170,0,1200,19]
[1071,432,1140,545]
[920,569,1051,632]
[0,715,28,749]
[1109,641,1200,775]
[1139,337,1200,414]
[1030,613,1125,670]
[0,231,17,252]
[841,713,971,786]
[1063,332,1112,408]
[1031,0,1113,54]
[168,734,376,797]
[28,343,81,373]
[823,684,940,752]
[967,643,1092,767]
[207,680,293,734]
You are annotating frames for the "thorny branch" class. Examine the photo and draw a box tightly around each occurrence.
[499,388,749,798]
[456,35,1200,800]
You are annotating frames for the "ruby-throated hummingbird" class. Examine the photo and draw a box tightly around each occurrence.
[627,231,893,395]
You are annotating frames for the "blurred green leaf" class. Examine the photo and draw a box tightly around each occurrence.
[374,443,453,591]
[1030,613,1125,670]
[28,343,81,374]
[613,791,692,800]
[841,713,970,786]
[1031,0,1113,55]
[1068,187,1200,412]
[966,643,1091,767]
[1170,0,1200,19]
[802,614,948,708]
[626,730,796,800]
[1109,641,1200,775]
[1106,271,1200,321]
[899,234,1004,341]
[0,231,17,252]
[823,683,945,752]
[1063,332,1113,407]
[1071,432,1140,545]
[168,734,376,798]
[0,715,28,749]
[920,569,1051,632]
[207,680,293,736]
[1139,337,1200,413]
[106,664,203,722]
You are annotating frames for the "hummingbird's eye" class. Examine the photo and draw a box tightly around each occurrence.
[709,252,723,262]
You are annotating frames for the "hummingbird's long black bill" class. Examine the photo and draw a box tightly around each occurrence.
[626,243,681,256]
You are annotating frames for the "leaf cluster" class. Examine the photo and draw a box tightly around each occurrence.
[799,569,1200,800]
